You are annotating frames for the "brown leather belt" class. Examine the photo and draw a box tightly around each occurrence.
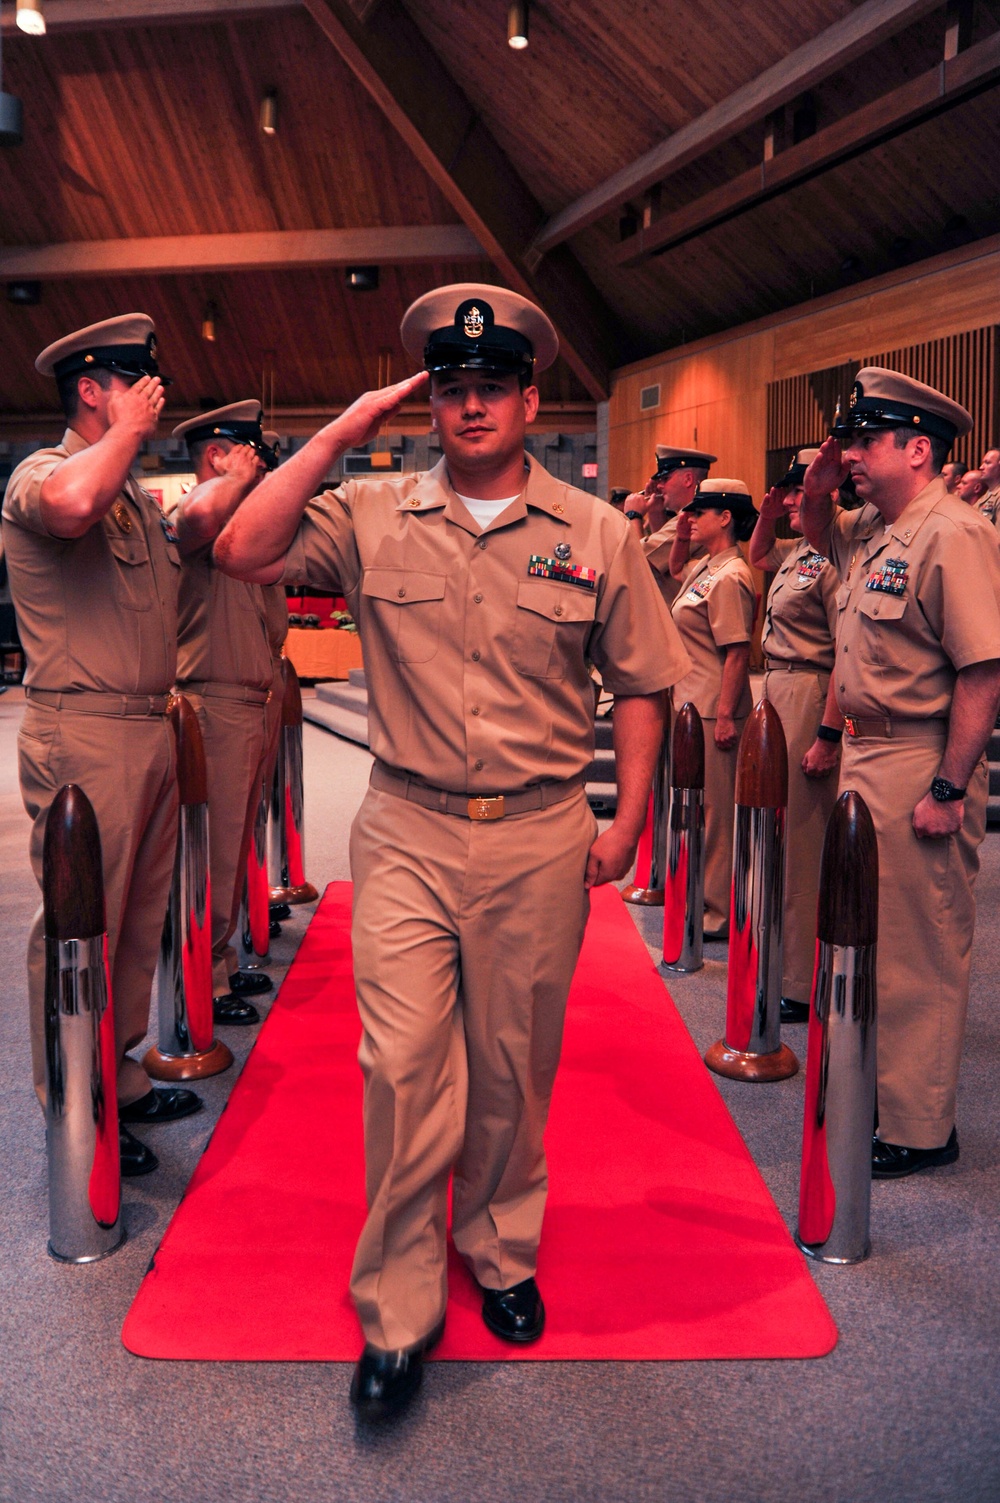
[843,714,947,740]
[26,688,171,717]
[179,680,270,706]
[370,760,586,821]
[764,658,828,674]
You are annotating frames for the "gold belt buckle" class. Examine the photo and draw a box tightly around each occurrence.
[843,714,859,738]
[468,795,505,821]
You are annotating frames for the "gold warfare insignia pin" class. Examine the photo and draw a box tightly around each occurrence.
[463,305,485,339]
[113,501,132,533]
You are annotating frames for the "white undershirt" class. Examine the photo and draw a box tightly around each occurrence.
[455,492,521,530]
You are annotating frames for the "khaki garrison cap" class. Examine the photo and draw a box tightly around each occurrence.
[683,477,756,518]
[172,401,279,470]
[401,282,559,379]
[777,447,821,487]
[653,445,718,479]
[35,312,170,384]
[832,367,973,445]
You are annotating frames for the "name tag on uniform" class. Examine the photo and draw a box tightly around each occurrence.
[686,577,712,602]
[796,551,827,583]
[528,554,597,590]
[865,557,908,596]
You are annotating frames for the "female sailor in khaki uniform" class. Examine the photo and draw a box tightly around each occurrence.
[668,479,757,937]
[749,451,842,1022]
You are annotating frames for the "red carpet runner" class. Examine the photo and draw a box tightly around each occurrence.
[123,883,836,1362]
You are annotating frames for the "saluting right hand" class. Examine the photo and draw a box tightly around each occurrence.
[804,436,849,497]
[759,484,788,521]
[107,374,165,440]
[331,371,430,450]
[675,511,695,540]
[216,442,264,486]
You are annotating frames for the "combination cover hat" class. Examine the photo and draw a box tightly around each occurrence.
[777,447,821,488]
[653,445,718,480]
[172,401,279,470]
[831,367,973,445]
[683,477,756,516]
[400,283,559,378]
[35,313,170,384]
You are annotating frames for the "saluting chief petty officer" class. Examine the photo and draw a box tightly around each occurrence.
[170,402,283,1023]
[801,369,1000,1178]
[750,450,843,1024]
[1,314,202,1178]
[623,445,715,607]
[214,283,691,1420]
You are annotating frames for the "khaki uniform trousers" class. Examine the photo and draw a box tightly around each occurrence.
[702,718,745,934]
[840,729,986,1149]
[184,692,269,995]
[348,783,596,1351]
[18,703,177,1108]
[763,668,838,1002]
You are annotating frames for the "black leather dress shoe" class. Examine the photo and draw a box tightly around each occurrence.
[228,969,273,997]
[481,1277,545,1344]
[270,902,292,921]
[350,1319,444,1422]
[269,919,282,938]
[872,1127,959,1179]
[780,997,810,1024]
[120,1087,203,1124]
[213,993,261,1026]
[703,927,729,944]
[119,1124,158,1176]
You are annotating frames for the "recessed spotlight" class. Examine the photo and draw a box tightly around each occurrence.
[507,0,529,49]
[260,90,278,136]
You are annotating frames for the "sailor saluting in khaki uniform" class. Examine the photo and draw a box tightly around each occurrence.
[2,315,202,1179]
[213,282,690,1421]
[749,450,843,1024]
[623,445,716,607]
[801,368,1000,1178]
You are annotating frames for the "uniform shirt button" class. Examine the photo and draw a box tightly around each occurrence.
[471,706,481,716]
[553,604,564,617]
[478,540,488,550]
[473,593,483,604]
[471,650,481,661]
[474,759,484,771]
[397,587,406,598]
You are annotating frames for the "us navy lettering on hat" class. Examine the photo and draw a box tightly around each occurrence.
[401,282,559,379]
[831,367,973,445]
[35,313,171,385]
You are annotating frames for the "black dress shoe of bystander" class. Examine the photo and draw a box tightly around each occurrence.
[213,994,260,1026]
[481,1277,545,1343]
[228,970,273,997]
[119,1087,203,1124]
[872,1127,959,1179]
[119,1125,158,1176]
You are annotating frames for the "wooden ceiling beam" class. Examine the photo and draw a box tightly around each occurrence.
[0,0,299,33]
[532,0,947,256]
[0,225,483,280]
[616,30,1000,268]
[300,0,624,401]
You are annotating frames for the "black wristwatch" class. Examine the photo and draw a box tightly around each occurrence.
[624,510,644,521]
[930,776,966,802]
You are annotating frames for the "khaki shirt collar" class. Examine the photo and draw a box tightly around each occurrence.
[62,426,89,456]
[394,451,572,534]
[693,543,741,579]
[884,475,949,550]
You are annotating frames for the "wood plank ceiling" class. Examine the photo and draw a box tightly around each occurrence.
[1,0,999,425]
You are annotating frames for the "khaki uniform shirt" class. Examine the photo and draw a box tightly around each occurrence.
[642,515,705,607]
[172,499,273,692]
[976,486,1000,529]
[817,476,1000,719]
[669,546,756,719]
[281,454,690,793]
[262,581,289,662]
[1,429,179,693]
[760,535,839,672]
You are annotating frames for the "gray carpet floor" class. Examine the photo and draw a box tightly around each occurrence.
[1,684,997,1503]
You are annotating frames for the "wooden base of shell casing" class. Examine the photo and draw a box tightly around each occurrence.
[268,882,319,906]
[703,1039,799,1082]
[620,884,665,907]
[142,1039,234,1081]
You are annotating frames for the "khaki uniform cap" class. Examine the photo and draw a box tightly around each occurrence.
[35,312,159,379]
[653,445,717,479]
[401,282,559,374]
[833,366,973,443]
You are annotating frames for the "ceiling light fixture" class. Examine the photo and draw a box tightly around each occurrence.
[16,0,46,34]
[345,266,379,292]
[7,281,41,304]
[507,0,529,50]
[260,90,278,136]
[201,301,218,342]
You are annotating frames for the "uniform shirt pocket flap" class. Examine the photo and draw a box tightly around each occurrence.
[516,578,597,623]
[107,531,151,566]
[362,568,447,604]
[858,590,907,620]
